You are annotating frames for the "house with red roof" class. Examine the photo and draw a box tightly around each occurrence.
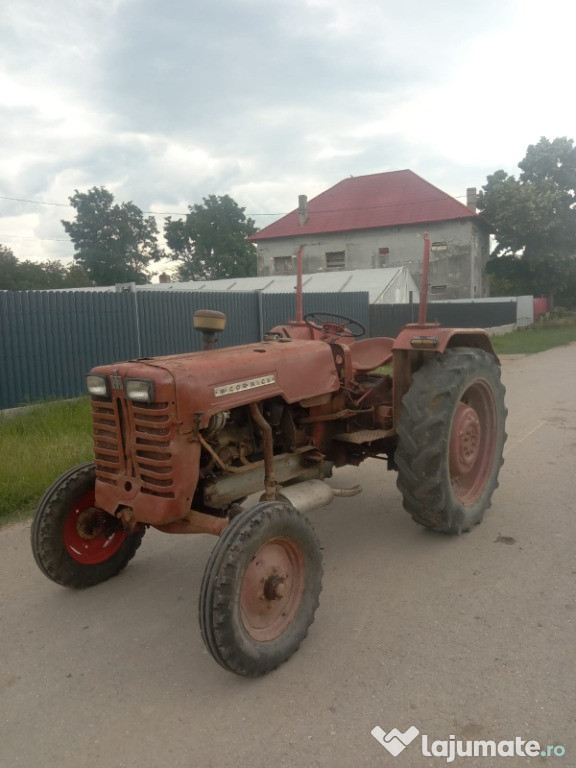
[249,170,491,300]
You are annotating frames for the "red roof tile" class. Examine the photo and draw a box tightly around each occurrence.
[249,170,477,241]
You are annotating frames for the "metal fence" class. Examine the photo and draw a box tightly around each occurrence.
[0,290,523,410]
[0,290,369,409]
[370,300,518,338]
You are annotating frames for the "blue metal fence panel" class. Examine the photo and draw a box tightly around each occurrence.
[137,291,261,357]
[0,291,139,408]
[369,300,517,337]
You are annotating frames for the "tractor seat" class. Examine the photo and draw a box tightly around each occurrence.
[349,337,394,373]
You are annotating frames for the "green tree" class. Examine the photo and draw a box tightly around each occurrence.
[165,194,258,281]
[478,137,576,308]
[62,187,163,285]
[0,246,22,289]
[61,263,93,288]
[0,245,93,290]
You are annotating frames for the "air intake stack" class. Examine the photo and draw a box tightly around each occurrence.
[193,309,227,350]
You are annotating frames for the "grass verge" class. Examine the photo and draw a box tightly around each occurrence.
[491,323,576,355]
[0,399,93,526]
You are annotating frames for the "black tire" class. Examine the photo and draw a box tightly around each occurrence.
[199,501,323,677]
[31,462,145,588]
[395,348,507,534]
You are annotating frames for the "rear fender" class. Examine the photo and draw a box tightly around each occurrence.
[393,326,497,357]
[392,328,498,427]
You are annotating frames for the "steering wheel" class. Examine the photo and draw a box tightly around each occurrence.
[303,312,366,338]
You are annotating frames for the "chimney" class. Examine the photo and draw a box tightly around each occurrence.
[466,187,477,213]
[159,272,171,284]
[298,194,308,227]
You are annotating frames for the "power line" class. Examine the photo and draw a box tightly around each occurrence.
[1,191,472,218]
[0,194,282,217]
[1,190,478,245]
[145,210,283,216]
[0,195,70,208]
[0,233,71,242]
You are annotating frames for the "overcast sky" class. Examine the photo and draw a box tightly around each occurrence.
[1,0,573,274]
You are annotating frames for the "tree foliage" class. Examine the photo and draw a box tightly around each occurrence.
[0,245,92,290]
[478,137,576,307]
[61,187,163,286]
[165,194,257,281]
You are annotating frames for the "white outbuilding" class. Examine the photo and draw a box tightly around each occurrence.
[137,266,419,304]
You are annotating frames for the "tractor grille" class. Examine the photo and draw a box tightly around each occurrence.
[132,402,174,497]
[92,398,175,498]
[92,401,121,478]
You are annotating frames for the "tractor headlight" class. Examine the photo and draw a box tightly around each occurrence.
[126,379,155,403]
[86,374,110,398]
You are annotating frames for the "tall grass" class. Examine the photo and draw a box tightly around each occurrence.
[0,399,93,524]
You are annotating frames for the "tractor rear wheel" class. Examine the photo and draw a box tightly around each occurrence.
[31,462,145,588]
[199,501,322,677]
[395,348,507,534]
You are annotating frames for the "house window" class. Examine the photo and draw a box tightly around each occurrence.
[431,241,447,252]
[325,251,345,271]
[431,284,447,295]
[273,256,293,275]
[378,247,389,267]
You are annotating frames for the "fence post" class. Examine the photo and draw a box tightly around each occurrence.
[134,291,142,358]
[257,290,264,341]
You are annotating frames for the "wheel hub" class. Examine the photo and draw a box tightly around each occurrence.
[240,538,305,641]
[63,491,127,565]
[263,574,286,600]
[76,507,116,540]
[450,402,482,476]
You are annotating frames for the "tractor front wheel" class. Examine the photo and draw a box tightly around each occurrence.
[199,501,323,677]
[31,462,145,588]
[395,348,507,534]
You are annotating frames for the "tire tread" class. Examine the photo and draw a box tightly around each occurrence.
[396,349,507,534]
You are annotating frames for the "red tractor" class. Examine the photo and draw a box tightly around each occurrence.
[32,236,507,676]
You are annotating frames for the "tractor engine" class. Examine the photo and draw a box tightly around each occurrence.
[195,398,330,511]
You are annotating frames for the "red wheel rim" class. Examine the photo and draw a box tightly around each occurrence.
[63,489,127,565]
[449,380,497,504]
[240,537,306,642]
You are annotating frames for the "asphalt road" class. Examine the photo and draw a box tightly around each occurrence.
[1,345,575,768]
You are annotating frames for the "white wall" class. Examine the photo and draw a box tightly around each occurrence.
[255,218,490,300]
[516,295,534,327]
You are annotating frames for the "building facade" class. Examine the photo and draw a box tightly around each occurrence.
[250,171,491,300]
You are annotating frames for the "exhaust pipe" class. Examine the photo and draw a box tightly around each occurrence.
[267,479,361,515]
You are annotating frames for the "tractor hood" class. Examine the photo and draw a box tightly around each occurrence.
[91,339,340,432]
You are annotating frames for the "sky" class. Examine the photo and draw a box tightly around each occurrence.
[1,0,574,277]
